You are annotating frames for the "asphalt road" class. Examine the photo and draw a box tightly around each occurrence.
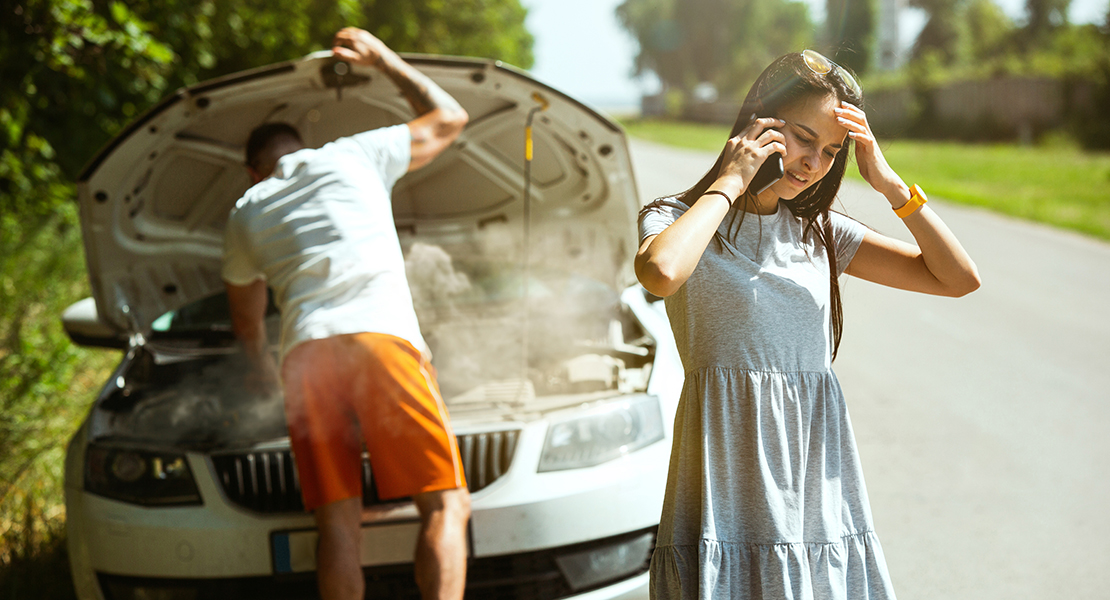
[628,138,1110,599]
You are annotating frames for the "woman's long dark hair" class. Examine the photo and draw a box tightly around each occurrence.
[674,52,864,361]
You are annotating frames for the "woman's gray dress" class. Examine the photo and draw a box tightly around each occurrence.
[640,199,897,600]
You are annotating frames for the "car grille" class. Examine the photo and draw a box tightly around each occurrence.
[211,430,520,513]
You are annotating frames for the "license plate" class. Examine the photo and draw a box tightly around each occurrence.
[271,520,423,574]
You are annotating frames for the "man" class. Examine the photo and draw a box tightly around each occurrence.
[221,27,470,600]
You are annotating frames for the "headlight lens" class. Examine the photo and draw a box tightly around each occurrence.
[538,395,664,472]
[85,445,202,506]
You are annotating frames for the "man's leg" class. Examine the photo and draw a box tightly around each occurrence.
[343,333,470,598]
[315,497,364,600]
[412,487,471,600]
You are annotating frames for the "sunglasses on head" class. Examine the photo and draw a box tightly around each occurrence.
[801,49,862,98]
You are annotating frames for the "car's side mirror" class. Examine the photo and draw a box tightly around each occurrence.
[62,297,128,349]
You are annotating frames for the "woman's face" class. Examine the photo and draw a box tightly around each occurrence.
[763,94,849,201]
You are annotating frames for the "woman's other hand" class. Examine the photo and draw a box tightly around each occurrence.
[717,116,787,196]
[836,101,981,297]
[834,102,904,198]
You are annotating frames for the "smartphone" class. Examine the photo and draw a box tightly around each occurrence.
[750,152,783,195]
[748,116,784,195]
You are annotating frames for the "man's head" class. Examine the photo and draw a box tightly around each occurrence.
[245,122,305,183]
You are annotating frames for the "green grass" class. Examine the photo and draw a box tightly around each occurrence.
[621,118,1110,241]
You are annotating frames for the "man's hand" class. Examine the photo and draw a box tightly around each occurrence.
[245,351,281,397]
[331,27,388,68]
[329,26,468,172]
[226,279,281,396]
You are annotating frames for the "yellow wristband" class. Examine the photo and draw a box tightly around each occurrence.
[894,184,927,218]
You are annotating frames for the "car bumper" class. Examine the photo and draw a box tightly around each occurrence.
[66,419,668,600]
[92,574,648,600]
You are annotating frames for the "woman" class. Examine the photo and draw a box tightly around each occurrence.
[636,51,980,599]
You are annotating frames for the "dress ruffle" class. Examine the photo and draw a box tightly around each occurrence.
[649,368,897,600]
[650,531,896,600]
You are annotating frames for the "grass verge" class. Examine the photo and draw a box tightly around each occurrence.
[621,118,1110,241]
[1,204,119,598]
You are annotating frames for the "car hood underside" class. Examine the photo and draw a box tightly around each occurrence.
[77,52,641,338]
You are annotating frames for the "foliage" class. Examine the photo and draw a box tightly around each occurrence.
[1024,0,1072,45]
[0,204,119,565]
[1,3,169,565]
[824,0,876,75]
[964,0,1014,62]
[616,0,814,105]
[866,0,1110,150]
[904,0,1109,74]
[361,0,534,69]
[0,0,534,574]
[0,532,75,600]
[3,0,534,188]
[909,0,965,64]
[620,117,1110,241]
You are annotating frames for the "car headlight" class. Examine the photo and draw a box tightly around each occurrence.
[84,445,202,506]
[538,394,664,472]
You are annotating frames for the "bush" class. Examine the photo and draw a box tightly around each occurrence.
[864,23,1110,149]
[0,530,77,600]
[0,204,119,569]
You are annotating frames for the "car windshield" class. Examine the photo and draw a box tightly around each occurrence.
[150,291,277,336]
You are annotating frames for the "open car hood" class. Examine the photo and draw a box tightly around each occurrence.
[77,52,640,336]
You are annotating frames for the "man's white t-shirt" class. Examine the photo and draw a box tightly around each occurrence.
[222,124,426,361]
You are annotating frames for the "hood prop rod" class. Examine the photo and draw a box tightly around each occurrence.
[517,92,549,404]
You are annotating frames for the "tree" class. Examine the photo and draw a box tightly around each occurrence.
[3,0,534,188]
[722,0,813,93]
[824,0,876,75]
[360,0,534,69]
[909,0,964,64]
[1025,0,1071,44]
[965,0,1014,62]
[616,0,688,95]
[617,0,814,104]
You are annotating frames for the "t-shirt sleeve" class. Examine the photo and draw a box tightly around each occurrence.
[346,124,412,190]
[827,210,869,276]
[221,204,265,286]
[638,198,690,243]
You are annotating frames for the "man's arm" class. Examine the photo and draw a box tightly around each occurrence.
[226,278,280,394]
[331,27,469,172]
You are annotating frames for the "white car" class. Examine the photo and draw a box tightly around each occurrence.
[62,51,682,600]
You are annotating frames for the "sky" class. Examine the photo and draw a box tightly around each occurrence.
[519,0,1110,112]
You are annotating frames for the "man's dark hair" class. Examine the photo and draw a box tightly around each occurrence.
[246,122,303,170]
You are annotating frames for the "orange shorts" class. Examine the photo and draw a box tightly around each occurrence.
[281,332,465,512]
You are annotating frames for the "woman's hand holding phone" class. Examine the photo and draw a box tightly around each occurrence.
[717,116,787,198]
[637,115,786,297]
